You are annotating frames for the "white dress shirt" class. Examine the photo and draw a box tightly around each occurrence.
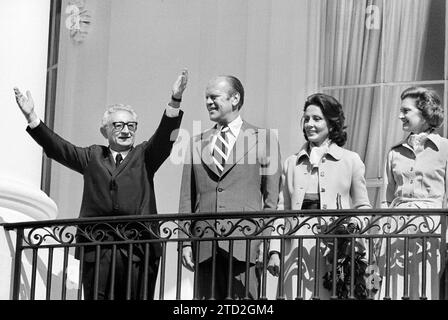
[210,115,243,155]
[110,149,130,162]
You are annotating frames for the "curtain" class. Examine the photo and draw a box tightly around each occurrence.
[381,0,433,156]
[321,0,433,207]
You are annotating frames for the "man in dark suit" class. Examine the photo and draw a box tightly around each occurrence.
[179,75,281,299]
[13,69,188,300]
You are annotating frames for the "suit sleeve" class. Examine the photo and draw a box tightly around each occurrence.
[178,138,196,245]
[145,110,183,173]
[277,158,291,211]
[444,159,448,208]
[26,121,91,174]
[178,138,196,213]
[260,129,282,211]
[259,129,282,254]
[381,150,396,208]
[350,153,372,209]
[269,158,290,254]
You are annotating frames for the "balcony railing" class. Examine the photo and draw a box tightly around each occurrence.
[1,209,447,300]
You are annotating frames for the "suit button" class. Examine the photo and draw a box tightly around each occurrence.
[410,180,413,184]
[322,204,327,209]
[218,188,223,192]
[320,171,325,177]
[321,188,326,192]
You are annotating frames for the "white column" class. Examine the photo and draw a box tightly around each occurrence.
[0,178,58,299]
[0,0,59,300]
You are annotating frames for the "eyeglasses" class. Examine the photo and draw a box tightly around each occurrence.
[111,121,138,132]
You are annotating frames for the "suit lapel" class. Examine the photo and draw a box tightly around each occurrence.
[103,146,135,176]
[114,146,135,176]
[103,149,115,175]
[221,121,257,176]
[198,128,220,177]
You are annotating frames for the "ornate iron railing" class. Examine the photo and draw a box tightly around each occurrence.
[1,209,447,300]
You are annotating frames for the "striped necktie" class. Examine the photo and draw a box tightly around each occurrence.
[213,125,230,174]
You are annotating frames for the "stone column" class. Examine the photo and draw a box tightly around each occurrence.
[0,177,58,299]
[0,0,59,300]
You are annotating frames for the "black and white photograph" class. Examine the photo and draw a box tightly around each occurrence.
[0,0,447,315]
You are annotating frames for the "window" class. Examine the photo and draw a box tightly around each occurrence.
[319,0,447,207]
[42,0,62,195]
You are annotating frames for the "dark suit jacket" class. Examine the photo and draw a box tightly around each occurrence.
[27,111,183,260]
[178,120,281,264]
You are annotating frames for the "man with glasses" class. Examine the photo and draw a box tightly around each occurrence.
[13,69,188,299]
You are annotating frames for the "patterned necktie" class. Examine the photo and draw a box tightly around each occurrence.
[213,126,230,174]
[408,132,429,154]
[115,153,123,167]
[309,140,329,168]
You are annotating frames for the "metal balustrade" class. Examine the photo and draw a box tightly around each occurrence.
[1,209,447,300]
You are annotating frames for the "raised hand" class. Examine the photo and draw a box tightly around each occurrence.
[172,69,189,101]
[13,87,38,123]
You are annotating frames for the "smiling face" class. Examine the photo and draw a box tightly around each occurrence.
[101,110,137,152]
[399,97,429,134]
[303,104,330,146]
[205,77,240,125]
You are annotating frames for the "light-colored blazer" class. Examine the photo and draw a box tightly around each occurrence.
[179,120,281,263]
[279,142,371,211]
[382,132,448,208]
[270,142,371,253]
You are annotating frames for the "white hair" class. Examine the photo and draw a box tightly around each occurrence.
[101,104,138,128]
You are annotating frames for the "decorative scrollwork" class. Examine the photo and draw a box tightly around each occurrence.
[260,213,441,239]
[380,215,440,235]
[17,212,444,249]
[65,0,91,43]
[24,225,76,246]
[75,221,162,243]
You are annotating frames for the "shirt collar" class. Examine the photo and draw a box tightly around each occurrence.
[296,141,343,163]
[217,115,243,137]
[391,132,441,151]
[109,147,131,159]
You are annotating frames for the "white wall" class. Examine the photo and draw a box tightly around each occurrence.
[0,0,60,300]
[0,0,51,188]
[53,0,318,220]
[51,0,319,299]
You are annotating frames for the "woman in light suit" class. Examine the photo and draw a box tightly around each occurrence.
[379,87,448,300]
[267,93,371,300]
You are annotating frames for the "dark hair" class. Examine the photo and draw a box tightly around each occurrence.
[400,87,443,128]
[303,93,347,146]
[221,75,245,110]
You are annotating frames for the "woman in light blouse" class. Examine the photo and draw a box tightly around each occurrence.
[379,87,448,300]
[267,93,371,300]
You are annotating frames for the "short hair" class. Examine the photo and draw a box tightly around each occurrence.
[101,104,138,129]
[303,93,347,147]
[219,75,245,110]
[400,87,444,128]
